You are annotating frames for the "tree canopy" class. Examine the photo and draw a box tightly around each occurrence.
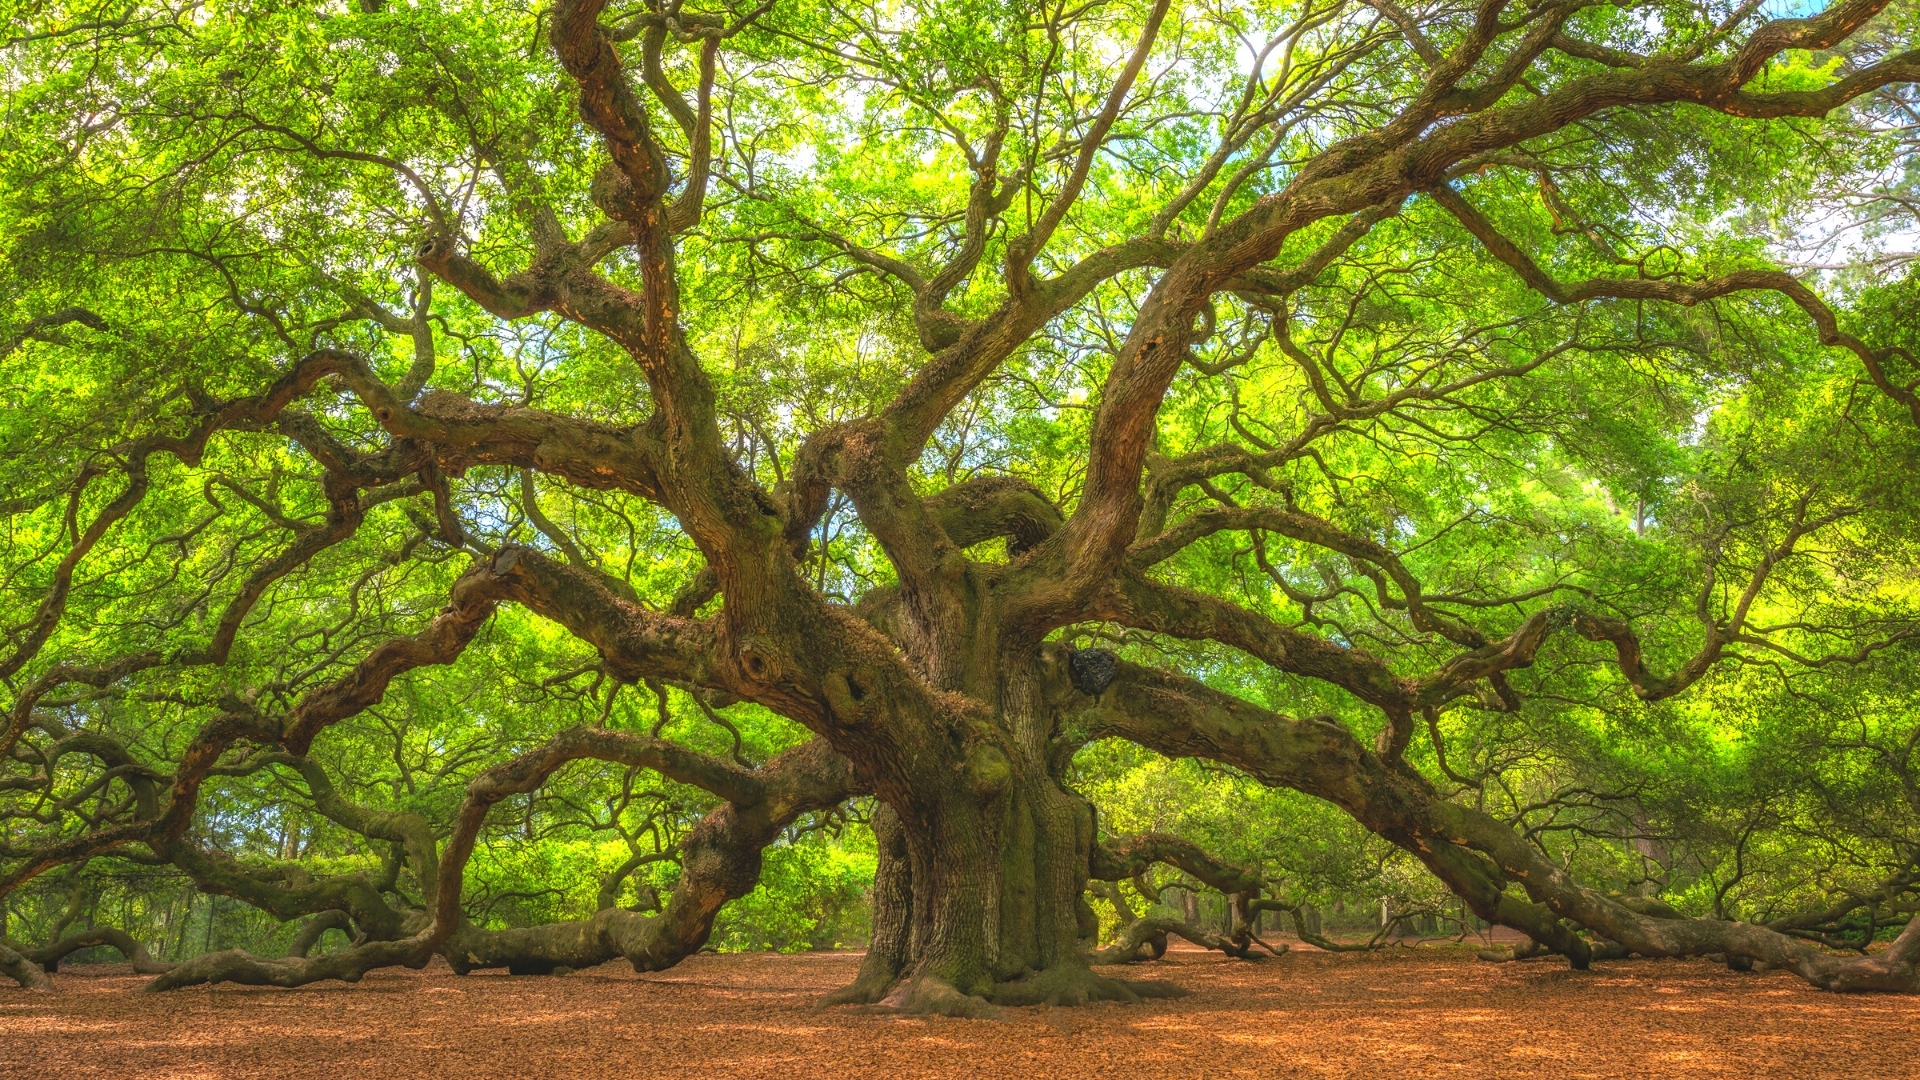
[4,0,1920,1010]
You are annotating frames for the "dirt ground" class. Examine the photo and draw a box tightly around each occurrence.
[3,945,1916,1079]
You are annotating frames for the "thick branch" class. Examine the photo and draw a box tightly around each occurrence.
[0,940,53,990]
[1082,655,1920,990]
[24,925,175,975]
[1431,183,1920,427]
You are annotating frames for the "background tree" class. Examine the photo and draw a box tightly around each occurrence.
[4,0,1920,1013]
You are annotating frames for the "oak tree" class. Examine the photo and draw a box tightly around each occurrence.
[4,0,1920,1012]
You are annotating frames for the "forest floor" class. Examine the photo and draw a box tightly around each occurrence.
[2,943,1915,1079]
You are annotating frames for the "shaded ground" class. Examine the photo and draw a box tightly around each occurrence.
[3,945,1917,1079]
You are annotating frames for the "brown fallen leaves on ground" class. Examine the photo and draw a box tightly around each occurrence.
[3,944,1917,1079]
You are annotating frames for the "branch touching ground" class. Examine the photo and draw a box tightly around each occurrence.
[1084,655,1920,992]
[24,926,174,975]
[0,940,52,991]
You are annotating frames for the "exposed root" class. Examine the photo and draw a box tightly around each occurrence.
[868,974,1002,1018]
[818,957,904,1007]
[992,962,1186,1007]
[828,959,1190,1017]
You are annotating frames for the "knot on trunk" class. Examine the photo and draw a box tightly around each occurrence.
[590,159,648,224]
[1068,648,1118,696]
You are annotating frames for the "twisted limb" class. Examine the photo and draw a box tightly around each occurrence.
[21,926,174,975]
[1090,832,1290,962]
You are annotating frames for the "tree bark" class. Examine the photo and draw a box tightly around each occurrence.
[0,940,52,990]
[820,646,1182,1013]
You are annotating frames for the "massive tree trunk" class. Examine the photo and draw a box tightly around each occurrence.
[840,762,1173,1012]
[816,563,1178,1012]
